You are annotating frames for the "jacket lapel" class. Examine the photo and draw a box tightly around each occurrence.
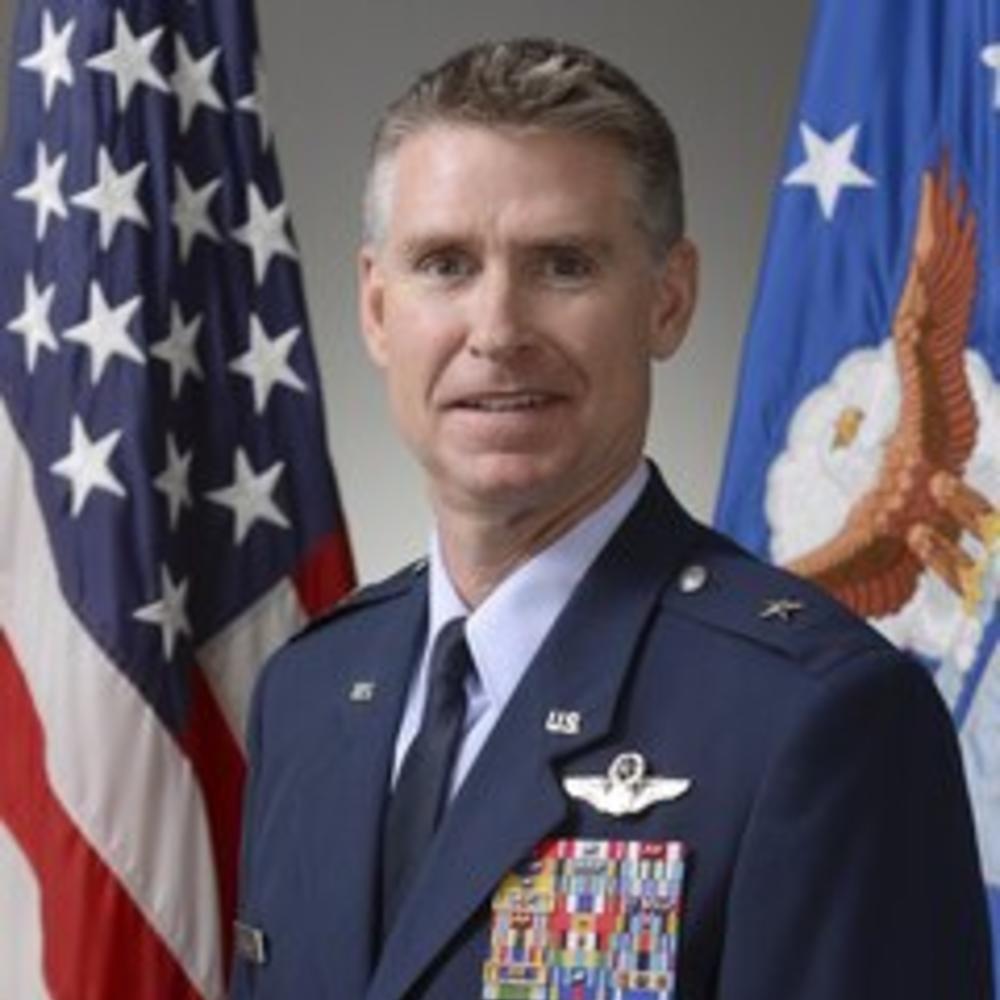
[293,572,428,996]
[367,471,701,1000]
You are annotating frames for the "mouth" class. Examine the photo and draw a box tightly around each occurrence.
[449,391,564,413]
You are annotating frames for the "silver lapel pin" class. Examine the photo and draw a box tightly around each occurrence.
[349,680,376,703]
[759,597,806,622]
[563,751,692,817]
[545,709,582,735]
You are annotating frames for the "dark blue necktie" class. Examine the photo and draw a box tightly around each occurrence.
[381,617,473,937]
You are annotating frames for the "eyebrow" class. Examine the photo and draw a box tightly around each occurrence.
[397,233,460,261]
[396,232,615,260]
[527,236,614,260]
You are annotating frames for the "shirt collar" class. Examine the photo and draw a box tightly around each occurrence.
[427,461,649,709]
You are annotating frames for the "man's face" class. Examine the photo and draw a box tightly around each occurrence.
[360,124,697,522]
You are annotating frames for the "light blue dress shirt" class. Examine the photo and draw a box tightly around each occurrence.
[391,462,649,797]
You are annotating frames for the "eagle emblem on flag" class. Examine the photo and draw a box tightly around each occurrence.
[768,160,999,630]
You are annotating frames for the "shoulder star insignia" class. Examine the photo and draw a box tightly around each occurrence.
[759,597,806,622]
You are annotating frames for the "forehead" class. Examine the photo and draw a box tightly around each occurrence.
[382,124,639,241]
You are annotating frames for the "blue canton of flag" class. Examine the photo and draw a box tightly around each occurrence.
[716,0,1000,984]
[0,1,354,997]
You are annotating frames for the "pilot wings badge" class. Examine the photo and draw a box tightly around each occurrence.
[562,752,692,817]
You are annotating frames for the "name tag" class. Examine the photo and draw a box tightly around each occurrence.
[234,919,268,966]
[482,838,686,999]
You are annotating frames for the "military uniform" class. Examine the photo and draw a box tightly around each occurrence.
[231,468,992,999]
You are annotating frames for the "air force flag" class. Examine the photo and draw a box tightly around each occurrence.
[715,0,1000,977]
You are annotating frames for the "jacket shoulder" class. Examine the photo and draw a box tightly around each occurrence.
[291,557,428,642]
[660,529,897,674]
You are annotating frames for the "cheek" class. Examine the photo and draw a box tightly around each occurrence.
[384,349,428,424]
[384,289,463,357]
[380,311,455,418]
[383,362,430,459]
[572,313,655,423]
[565,299,653,380]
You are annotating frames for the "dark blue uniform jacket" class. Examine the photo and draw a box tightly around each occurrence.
[232,468,993,999]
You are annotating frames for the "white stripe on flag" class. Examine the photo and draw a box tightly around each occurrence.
[0,402,225,1000]
[0,821,52,1000]
[198,575,306,751]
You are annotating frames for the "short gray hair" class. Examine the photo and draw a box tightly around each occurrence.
[363,38,685,257]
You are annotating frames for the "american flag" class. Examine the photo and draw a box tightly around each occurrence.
[0,1,354,997]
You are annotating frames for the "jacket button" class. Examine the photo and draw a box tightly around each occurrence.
[677,564,709,594]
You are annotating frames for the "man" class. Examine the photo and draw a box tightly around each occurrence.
[231,38,992,999]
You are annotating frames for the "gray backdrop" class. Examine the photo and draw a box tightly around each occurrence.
[0,3,813,583]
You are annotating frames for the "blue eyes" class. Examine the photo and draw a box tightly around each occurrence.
[416,251,475,280]
[413,248,596,285]
[542,251,593,281]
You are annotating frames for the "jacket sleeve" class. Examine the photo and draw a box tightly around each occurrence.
[716,650,993,999]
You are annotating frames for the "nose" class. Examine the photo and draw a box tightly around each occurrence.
[466,266,530,359]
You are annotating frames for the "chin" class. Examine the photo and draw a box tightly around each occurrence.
[440,452,573,513]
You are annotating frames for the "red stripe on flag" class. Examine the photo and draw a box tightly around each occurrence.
[292,528,356,617]
[176,667,247,991]
[0,630,206,1000]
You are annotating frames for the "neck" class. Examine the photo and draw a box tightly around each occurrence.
[434,463,639,607]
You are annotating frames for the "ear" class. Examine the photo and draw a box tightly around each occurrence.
[358,245,389,368]
[649,237,698,361]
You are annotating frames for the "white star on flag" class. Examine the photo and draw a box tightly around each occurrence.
[18,10,76,110]
[7,274,58,373]
[207,448,290,545]
[171,37,225,133]
[236,59,272,151]
[232,182,297,284]
[150,304,204,398]
[85,10,169,113]
[50,415,126,517]
[133,565,192,661]
[981,45,1000,109]
[153,433,194,530]
[229,314,307,414]
[63,281,145,384]
[783,123,876,220]
[172,166,221,262]
[14,142,69,240]
[71,147,149,250]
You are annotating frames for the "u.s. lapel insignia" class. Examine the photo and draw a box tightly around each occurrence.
[562,752,692,817]
[348,680,376,703]
[545,708,581,735]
